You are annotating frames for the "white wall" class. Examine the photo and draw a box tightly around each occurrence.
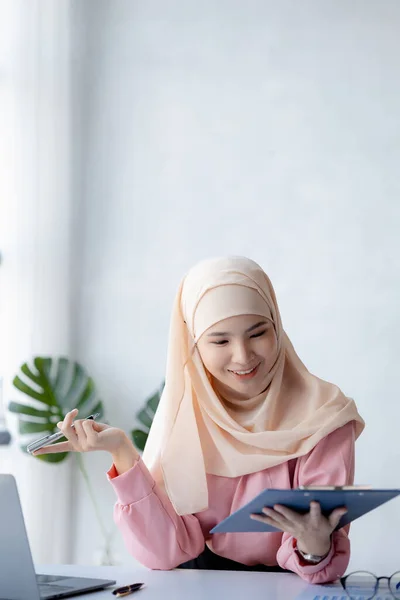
[69,0,400,573]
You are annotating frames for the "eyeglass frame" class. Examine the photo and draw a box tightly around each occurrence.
[340,570,400,600]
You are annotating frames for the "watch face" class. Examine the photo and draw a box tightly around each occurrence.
[296,546,325,563]
[304,555,322,563]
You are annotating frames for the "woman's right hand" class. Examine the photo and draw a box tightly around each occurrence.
[33,408,139,472]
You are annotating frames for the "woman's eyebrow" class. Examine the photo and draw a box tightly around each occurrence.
[246,320,268,333]
[207,330,230,337]
[207,320,268,337]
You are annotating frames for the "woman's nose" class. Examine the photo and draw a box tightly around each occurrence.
[231,342,253,366]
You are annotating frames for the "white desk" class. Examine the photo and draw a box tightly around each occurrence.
[37,563,350,600]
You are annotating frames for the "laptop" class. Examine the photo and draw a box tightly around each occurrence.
[0,474,116,600]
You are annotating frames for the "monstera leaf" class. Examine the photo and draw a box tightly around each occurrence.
[131,381,164,451]
[8,356,104,463]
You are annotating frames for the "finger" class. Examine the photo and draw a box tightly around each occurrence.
[33,441,73,455]
[57,408,78,432]
[272,504,302,523]
[250,513,277,525]
[73,419,87,447]
[328,507,347,529]
[63,408,79,427]
[309,501,322,520]
[250,513,285,531]
[82,419,98,447]
[90,421,109,433]
[262,508,291,530]
[58,409,79,447]
[250,513,269,523]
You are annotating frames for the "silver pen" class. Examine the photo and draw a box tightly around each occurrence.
[26,412,100,454]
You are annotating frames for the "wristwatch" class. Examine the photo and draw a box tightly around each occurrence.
[295,543,330,564]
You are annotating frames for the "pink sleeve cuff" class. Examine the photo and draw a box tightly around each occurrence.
[289,537,336,574]
[277,533,350,584]
[107,457,155,506]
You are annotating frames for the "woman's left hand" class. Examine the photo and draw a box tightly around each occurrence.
[250,501,347,556]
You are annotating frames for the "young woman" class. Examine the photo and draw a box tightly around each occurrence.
[35,256,364,584]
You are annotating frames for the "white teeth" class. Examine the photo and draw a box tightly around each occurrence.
[232,366,256,375]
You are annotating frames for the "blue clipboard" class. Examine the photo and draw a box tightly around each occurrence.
[210,488,400,534]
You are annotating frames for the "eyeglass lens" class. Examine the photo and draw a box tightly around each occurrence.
[344,571,400,600]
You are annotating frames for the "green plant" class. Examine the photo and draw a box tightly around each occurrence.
[131,381,164,451]
[8,356,115,564]
[8,356,104,462]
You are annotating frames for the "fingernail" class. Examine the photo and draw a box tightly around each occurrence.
[57,422,62,428]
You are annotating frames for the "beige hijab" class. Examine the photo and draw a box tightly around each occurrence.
[143,256,365,515]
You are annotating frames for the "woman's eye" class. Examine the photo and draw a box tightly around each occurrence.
[212,340,228,346]
[250,329,267,339]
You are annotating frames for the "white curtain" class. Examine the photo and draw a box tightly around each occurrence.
[0,0,74,565]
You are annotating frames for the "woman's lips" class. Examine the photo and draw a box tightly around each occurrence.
[228,363,260,381]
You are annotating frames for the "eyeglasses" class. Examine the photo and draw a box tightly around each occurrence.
[341,571,400,599]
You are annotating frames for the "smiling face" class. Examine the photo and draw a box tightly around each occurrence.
[196,314,278,401]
